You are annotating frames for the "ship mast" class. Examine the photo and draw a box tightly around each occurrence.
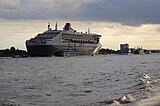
[55,22,57,30]
[88,28,90,34]
[48,22,53,31]
[48,22,50,31]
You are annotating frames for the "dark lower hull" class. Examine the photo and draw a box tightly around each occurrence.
[26,44,101,57]
[26,45,58,57]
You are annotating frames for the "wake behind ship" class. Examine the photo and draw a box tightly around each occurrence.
[26,23,102,57]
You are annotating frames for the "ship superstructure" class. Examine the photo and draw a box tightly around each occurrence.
[26,23,102,56]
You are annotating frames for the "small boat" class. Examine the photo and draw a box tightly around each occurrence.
[63,48,78,57]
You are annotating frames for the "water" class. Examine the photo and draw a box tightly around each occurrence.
[0,54,160,106]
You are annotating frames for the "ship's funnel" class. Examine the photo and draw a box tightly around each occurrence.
[63,23,72,31]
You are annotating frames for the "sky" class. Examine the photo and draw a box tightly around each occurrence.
[0,0,160,50]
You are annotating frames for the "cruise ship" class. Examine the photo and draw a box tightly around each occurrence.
[25,23,102,56]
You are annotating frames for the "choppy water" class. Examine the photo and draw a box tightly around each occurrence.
[0,54,160,106]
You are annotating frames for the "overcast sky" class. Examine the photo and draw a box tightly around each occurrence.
[1,0,160,25]
[0,0,160,50]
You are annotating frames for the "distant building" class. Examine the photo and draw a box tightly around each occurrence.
[130,47,144,54]
[134,48,144,54]
[120,43,129,55]
[150,50,160,53]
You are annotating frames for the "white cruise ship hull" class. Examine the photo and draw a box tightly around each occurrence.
[26,23,102,57]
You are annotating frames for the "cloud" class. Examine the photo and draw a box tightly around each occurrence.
[0,0,160,26]
[0,0,19,9]
[78,0,160,25]
[0,0,84,20]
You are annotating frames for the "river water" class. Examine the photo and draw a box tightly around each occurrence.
[0,54,160,106]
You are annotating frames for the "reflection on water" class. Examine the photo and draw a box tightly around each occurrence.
[0,54,160,106]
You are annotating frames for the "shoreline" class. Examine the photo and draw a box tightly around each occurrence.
[136,92,160,106]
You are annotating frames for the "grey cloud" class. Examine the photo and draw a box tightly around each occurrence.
[0,0,19,9]
[78,0,160,25]
[155,27,160,32]
[0,0,83,20]
[0,0,160,26]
